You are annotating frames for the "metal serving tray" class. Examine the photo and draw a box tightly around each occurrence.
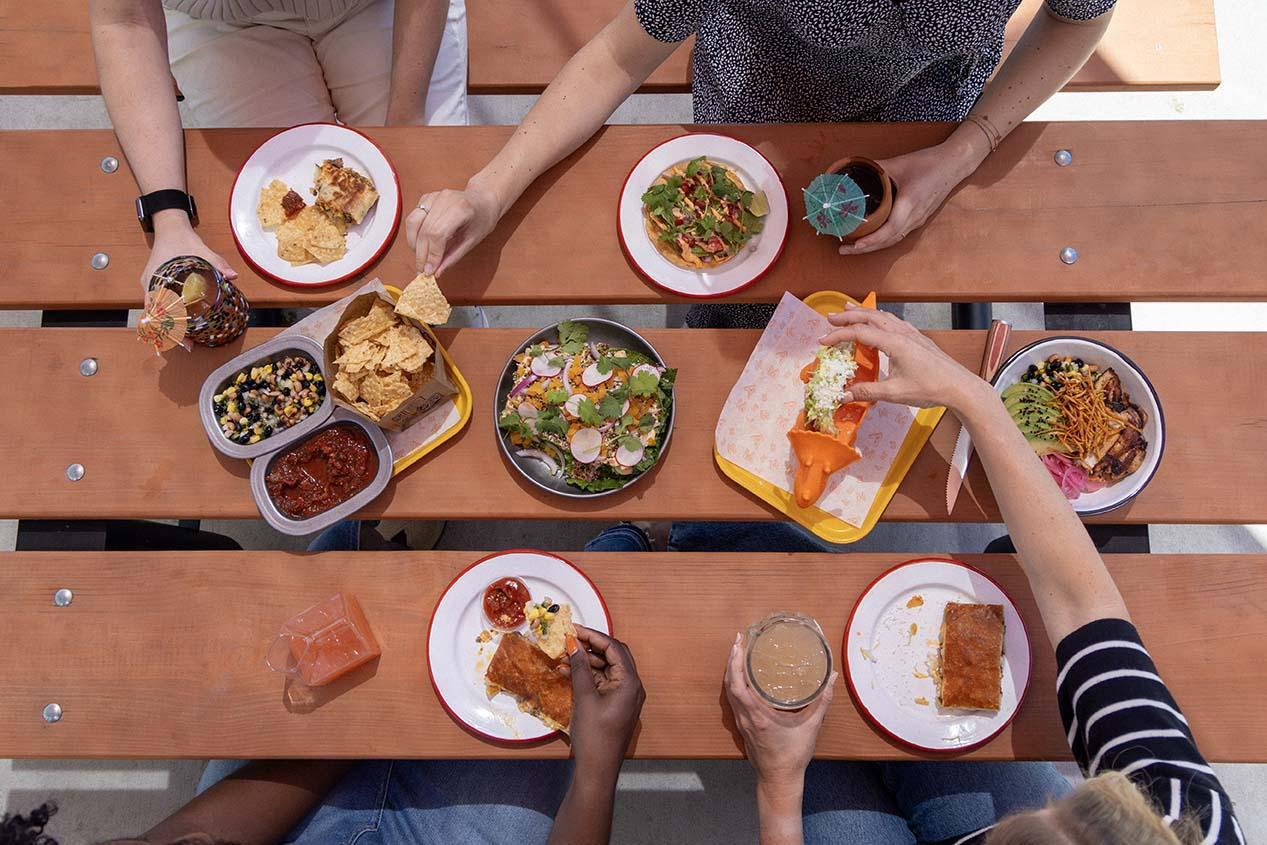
[249,408,393,536]
[198,334,334,460]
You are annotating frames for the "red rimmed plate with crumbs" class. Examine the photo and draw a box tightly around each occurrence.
[843,558,1030,753]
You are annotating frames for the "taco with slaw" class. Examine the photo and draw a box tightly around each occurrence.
[640,156,768,270]
[787,292,880,509]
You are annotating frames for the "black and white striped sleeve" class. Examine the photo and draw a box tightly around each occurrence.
[1056,618,1243,844]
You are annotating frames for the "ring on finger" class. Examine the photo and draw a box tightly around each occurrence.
[416,203,430,214]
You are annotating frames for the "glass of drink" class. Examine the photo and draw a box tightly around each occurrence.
[824,156,894,243]
[146,255,249,347]
[745,612,833,710]
[266,592,382,687]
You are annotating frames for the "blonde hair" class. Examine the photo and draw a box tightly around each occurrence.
[987,772,1202,845]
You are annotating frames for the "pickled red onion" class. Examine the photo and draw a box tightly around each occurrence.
[1041,453,1106,500]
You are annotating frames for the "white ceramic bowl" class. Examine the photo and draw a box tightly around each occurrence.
[991,336,1165,516]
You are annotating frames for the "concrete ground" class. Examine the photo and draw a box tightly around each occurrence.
[3,0,1266,841]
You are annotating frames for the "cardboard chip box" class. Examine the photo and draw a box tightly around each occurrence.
[322,290,458,432]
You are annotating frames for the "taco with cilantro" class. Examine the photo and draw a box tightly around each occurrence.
[640,156,768,271]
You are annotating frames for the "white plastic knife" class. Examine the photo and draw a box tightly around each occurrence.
[945,320,1012,514]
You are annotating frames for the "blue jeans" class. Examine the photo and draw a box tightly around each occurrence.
[198,759,572,844]
[583,520,844,553]
[803,761,1071,844]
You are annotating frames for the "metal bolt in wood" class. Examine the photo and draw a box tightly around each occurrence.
[1060,247,1079,265]
[54,588,74,607]
[100,156,119,173]
[80,358,98,377]
[42,703,62,723]
[66,463,85,481]
[91,253,109,270]
[1054,149,1073,167]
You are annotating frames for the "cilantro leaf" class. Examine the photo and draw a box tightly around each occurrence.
[621,413,635,428]
[605,384,629,402]
[535,405,567,437]
[638,412,656,432]
[545,388,568,405]
[576,397,604,427]
[498,411,532,440]
[629,369,660,397]
[685,157,707,177]
[596,357,614,375]
[557,320,589,355]
[598,393,626,420]
[618,434,643,452]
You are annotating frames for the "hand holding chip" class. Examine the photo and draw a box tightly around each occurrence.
[406,180,501,276]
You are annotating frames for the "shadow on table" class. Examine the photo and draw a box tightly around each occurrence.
[282,657,380,713]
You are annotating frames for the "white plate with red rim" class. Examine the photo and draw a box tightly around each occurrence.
[229,122,402,287]
[617,133,789,298]
[427,550,612,743]
[843,558,1031,753]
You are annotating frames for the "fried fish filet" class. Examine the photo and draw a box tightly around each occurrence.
[936,603,1004,711]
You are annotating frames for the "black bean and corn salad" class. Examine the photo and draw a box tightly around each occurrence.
[212,356,326,445]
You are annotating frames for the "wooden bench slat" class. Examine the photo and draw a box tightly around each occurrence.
[1,552,1261,761]
[1,327,1263,524]
[465,0,1225,94]
[0,0,1219,96]
[4,121,1267,310]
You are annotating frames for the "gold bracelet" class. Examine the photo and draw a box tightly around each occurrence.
[964,114,1001,153]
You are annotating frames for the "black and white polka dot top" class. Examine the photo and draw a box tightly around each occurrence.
[634,0,1116,124]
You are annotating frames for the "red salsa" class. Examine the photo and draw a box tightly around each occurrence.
[483,577,531,630]
[265,423,378,520]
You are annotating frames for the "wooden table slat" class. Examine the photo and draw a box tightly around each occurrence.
[3,0,1215,95]
[0,327,1264,524]
[3,121,1267,310]
[1,552,1261,761]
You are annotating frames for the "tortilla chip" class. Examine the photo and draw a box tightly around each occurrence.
[395,274,451,325]
[276,231,313,265]
[257,180,291,229]
[338,304,395,346]
[359,370,413,416]
[305,241,347,265]
[333,373,361,402]
[380,326,433,369]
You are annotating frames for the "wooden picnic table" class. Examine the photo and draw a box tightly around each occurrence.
[1,550,1261,760]
[5,121,1267,311]
[1,0,1219,95]
[1,326,1263,524]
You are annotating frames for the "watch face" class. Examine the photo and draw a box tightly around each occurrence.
[187,194,198,220]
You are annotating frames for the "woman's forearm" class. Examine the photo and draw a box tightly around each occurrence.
[469,1,676,216]
[386,0,447,125]
[89,0,191,233]
[946,7,1114,164]
[756,778,804,845]
[954,382,1128,645]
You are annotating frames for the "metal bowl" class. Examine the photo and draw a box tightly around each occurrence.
[249,408,393,536]
[990,336,1165,517]
[198,334,334,460]
[493,318,675,498]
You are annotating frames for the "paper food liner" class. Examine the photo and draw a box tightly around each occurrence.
[715,292,917,528]
[283,279,462,456]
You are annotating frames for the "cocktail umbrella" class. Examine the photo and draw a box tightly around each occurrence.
[802,173,869,240]
[136,285,192,355]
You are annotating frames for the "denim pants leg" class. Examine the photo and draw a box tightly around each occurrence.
[877,760,1073,843]
[285,760,574,844]
[668,520,840,553]
[801,761,915,845]
[583,523,651,552]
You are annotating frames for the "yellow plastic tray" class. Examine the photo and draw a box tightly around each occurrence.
[382,285,473,476]
[713,290,945,545]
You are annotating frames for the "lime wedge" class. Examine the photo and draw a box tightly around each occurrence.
[747,191,770,217]
[181,272,209,305]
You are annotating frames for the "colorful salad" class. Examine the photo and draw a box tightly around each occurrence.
[498,321,676,493]
[1001,355,1149,499]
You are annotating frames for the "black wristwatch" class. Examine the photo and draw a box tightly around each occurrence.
[136,189,198,233]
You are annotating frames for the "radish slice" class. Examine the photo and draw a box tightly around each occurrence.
[517,402,538,419]
[616,442,645,467]
[564,394,586,418]
[531,354,562,377]
[621,399,630,417]
[582,362,612,387]
[570,428,602,464]
[632,364,661,384]
[516,449,560,477]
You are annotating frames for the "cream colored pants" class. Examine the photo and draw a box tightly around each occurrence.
[164,0,468,127]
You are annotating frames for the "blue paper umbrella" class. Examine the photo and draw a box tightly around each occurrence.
[802,173,869,240]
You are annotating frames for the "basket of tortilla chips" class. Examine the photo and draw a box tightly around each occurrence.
[324,274,457,432]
